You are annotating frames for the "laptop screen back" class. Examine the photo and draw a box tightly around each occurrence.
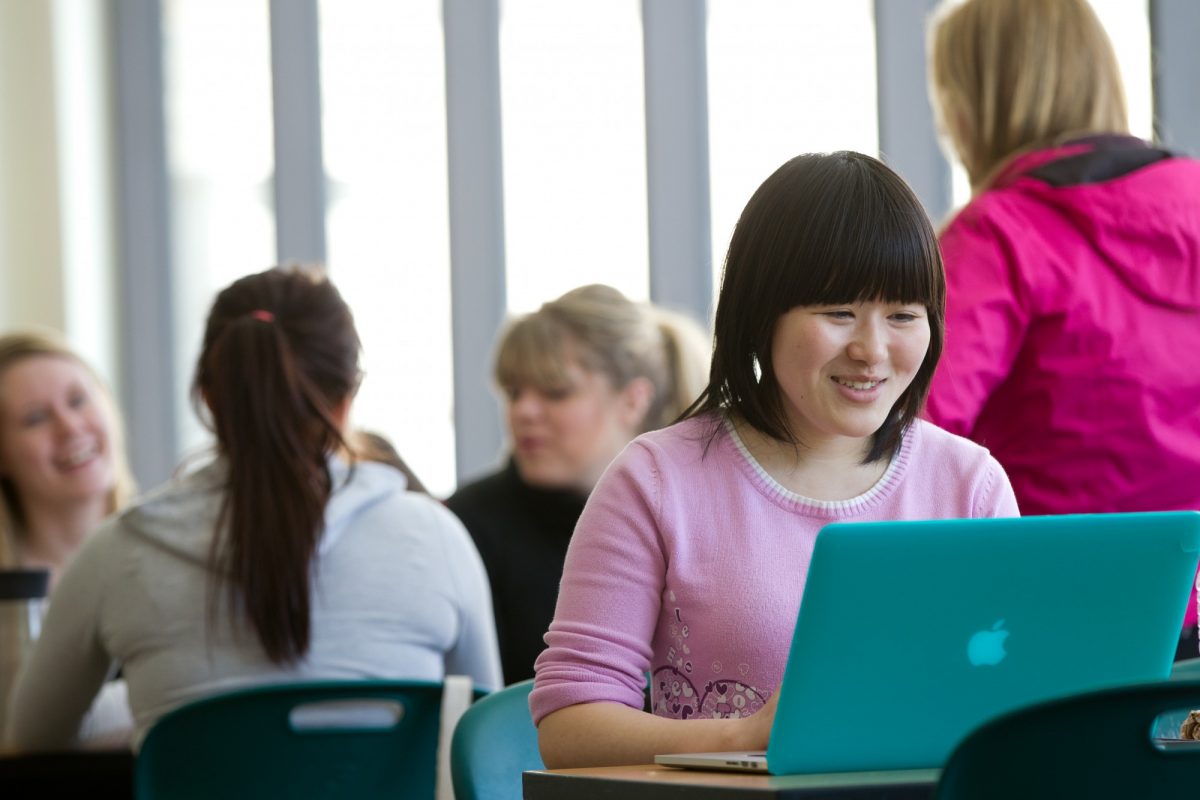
[765,512,1200,774]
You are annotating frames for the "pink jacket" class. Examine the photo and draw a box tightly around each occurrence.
[925,136,1200,627]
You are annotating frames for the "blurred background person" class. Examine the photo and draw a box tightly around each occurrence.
[5,266,500,751]
[446,284,710,685]
[0,331,135,583]
[925,0,1200,656]
[0,330,136,736]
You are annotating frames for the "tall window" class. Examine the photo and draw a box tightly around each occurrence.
[707,0,878,297]
[500,0,650,314]
[162,0,276,457]
[320,0,457,497]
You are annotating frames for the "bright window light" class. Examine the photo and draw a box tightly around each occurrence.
[500,0,650,314]
[321,0,457,497]
[163,0,276,461]
[707,0,879,300]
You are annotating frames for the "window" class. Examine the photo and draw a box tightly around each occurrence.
[163,0,276,456]
[320,0,457,496]
[708,0,878,296]
[500,0,650,314]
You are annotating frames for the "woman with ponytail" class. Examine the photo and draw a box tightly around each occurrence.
[5,266,501,750]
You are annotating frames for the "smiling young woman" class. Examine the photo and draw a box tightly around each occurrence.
[0,331,135,583]
[530,152,1020,770]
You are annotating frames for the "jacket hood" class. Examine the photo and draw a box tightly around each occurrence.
[118,456,407,567]
[997,138,1200,310]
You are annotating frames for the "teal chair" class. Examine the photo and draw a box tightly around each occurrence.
[450,679,542,800]
[137,679,483,800]
[936,679,1200,800]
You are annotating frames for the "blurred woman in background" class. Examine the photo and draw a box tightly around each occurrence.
[6,266,500,750]
[0,331,135,582]
[925,0,1200,655]
[0,331,136,736]
[447,284,710,685]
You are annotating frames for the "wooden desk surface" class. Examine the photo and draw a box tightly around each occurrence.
[524,764,938,799]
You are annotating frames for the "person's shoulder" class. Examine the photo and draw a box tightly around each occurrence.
[634,413,723,454]
[909,418,997,469]
[104,460,226,561]
[445,466,511,513]
[943,182,1038,241]
[597,417,724,496]
[339,473,474,556]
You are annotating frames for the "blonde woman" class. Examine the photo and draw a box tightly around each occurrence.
[925,0,1200,655]
[0,331,135,581]
[446,284,710,685]
[0,331,136,738]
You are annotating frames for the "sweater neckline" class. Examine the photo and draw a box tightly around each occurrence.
[501,459,589,511]
[721,416,914,516]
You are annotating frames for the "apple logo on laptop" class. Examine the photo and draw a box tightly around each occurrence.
[967,619,1009,666]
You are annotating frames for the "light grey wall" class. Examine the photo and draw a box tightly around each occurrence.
[1151,0,1200,154]
[112,0,178,488]
[269,0,327,265]
[643,0,713,327]
[443,0,508,484]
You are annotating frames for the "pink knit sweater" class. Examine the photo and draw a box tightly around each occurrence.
[531,415,1018,724]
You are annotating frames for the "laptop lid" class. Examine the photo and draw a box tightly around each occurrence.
[762,511,1200,774]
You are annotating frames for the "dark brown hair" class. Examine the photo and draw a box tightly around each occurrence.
[192,265,360,664]
[685,152,945,463]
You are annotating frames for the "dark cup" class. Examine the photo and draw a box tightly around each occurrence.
[0,568,51,729]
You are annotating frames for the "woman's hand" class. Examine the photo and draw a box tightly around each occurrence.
[538,690,782,769]
[736,687,780,751]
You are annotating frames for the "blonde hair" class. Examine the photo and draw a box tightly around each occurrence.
[494,284,710,434]
[0,330,136,567]
[928,0,1129,192]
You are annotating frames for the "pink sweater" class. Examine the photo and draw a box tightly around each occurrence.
[530,415,1019,725]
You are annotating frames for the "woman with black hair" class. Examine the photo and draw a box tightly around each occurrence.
[531,152,1019,768]
[5,266,501,750]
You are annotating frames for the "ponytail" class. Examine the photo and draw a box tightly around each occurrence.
[646,307,711,431]
[194,267,359,664]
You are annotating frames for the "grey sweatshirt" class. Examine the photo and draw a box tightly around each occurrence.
[4,457,501,749]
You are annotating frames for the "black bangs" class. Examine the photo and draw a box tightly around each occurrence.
[773,153,942,312]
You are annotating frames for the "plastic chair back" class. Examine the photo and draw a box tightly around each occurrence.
[936,679,1200,800]
[137,680,476,800]
[450,679,542,800]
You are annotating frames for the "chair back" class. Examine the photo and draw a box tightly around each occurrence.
[137,680,479,800]
[450,679,542,800]
[936,679,1200,800]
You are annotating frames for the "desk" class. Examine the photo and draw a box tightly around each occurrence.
[524,764,938,799]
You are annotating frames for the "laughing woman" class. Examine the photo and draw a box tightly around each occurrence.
[0,332,135,583]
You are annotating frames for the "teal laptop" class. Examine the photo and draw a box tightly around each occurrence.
[656,512,1200,775]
